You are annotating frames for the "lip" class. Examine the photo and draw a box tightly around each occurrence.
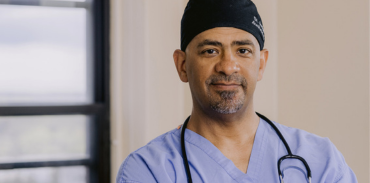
[210,83,241,89]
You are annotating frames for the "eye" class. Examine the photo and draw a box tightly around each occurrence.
[207,49,216,54]
[238,49,250,54]
[201,49,218,55]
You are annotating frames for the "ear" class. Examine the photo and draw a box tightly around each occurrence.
[173,49,188,82]
[257,49,269,81]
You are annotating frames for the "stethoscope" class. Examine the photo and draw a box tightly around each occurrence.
[180,112,312,183]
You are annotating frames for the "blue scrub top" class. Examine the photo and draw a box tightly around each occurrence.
[116,118,357,183]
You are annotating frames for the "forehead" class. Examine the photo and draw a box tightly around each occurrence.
[189,27,259,47]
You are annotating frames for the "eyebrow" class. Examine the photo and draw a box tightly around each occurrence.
[197,39,223,48]
[197,39,255,48]
[231,40,255,48]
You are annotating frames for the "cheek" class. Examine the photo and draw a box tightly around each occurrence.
[239,62,260,90]
[188,59,213,82]
[187,62,202,84]
[187,61,215,94]
[192,67,208,93]
[246,58,261,79]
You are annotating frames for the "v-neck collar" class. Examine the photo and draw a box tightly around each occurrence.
[176,118,268,183]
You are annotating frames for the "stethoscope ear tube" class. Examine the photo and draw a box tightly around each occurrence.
[181,116,193,183]
[256,112,293,155]
[257,112,312,183]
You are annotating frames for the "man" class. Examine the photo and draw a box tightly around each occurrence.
[116,0,357,182]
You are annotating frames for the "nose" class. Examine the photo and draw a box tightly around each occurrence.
[215,49,240,76]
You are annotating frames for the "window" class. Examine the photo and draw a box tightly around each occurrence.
[0,0,110,182]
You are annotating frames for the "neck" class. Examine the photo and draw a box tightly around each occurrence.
[187,101,260,146]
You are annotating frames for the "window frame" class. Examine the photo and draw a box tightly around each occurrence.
[0,0,111,183]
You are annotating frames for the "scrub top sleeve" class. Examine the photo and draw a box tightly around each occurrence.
[116,154,157,183]
[329,140,358,183]
[334,166,358,183]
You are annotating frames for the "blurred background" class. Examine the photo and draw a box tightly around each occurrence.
[0,0,368,183]
[0,0,109,182]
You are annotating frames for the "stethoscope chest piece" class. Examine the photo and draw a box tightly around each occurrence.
[278,154,312,183]
[280,174,312,183]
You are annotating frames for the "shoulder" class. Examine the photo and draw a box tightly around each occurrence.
[116,128,182,183]
[272,121,340,160]
[271,121,357,182]
[272,122,332,150]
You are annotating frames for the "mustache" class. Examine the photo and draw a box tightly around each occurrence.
[205,74,247,87]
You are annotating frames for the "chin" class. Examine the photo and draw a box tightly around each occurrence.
[210,98,244,114]
[207,89,245,113]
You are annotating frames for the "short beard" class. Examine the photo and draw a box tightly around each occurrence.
[206,74,247,114]
[209,90,244,114]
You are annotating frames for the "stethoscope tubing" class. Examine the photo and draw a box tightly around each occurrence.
[180,112,312,183]
[256,112,311,180]
[181,115,193,183]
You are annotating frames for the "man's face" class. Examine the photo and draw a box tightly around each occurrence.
[175,27,268,115]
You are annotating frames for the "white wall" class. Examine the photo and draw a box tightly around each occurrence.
[110,0,369,182]
[110,0,188,182]
[276,1,369,182]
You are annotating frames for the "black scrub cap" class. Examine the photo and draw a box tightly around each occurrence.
[181,0,265,51]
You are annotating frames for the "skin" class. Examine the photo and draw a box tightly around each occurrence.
[173,27,268,174]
